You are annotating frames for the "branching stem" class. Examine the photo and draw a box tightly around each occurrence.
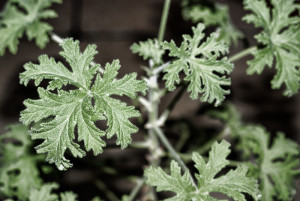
[228,46,257,62]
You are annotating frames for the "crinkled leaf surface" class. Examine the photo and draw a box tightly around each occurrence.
[243,126,300,201]
[0,124,43,200]
[19,38,147,170]
[181,0,243,46]
[131,38,165,65]
[163,23,233,106]
[0,0,61,55]
[145,140,260,201]
[243,0,300,96]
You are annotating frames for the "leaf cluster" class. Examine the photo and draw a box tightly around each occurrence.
[209,104,300,201]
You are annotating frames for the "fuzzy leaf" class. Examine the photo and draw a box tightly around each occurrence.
[145,140,260,201]
[243,0,300,96]
[163,23,233,106]
[19,38,147,170]
[243,126,300,201]
[0,124,43,200]
[131,38,165,65]
[0,0,61,55]
[182,0,243,46]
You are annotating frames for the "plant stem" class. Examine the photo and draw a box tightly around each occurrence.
[158,0,171,43]
[196,126,230,155]
[94,179,120,201]
[127,178,146,201]
[228,46,257,63]
[158,84,187,125]
[153,126,198,190]
[50,32,104,73]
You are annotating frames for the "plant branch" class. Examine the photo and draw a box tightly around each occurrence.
[228,46,257,63]
[50,32,104,73]
[153,126,198,190]
[158,84,187,125]
[127,178,146,201]
[94,179,120,201]
[158,0,171,43]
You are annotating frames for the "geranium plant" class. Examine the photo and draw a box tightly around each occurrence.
[0,0,299,200]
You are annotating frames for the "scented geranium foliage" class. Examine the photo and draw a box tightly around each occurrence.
[162,23,233,106]
[243,0,300,96]
[145,140,260,201]
[244,126,300,201]
[131,38,165,65]
[0,124,43,200]
[209,104,300,201]
[19,38,147,170]
[0,0,62,55]
[181,0,243,46]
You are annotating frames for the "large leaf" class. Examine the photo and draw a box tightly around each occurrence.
[243,0,300,96]
[20,38,148,170]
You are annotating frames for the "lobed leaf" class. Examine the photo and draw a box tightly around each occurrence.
[0,124,43,200]
[145,140,260,201]
[20,38,148,170]
[163,23,233,106]
[243,0,300,96]
[131,38,165,65]
[181,0,243,46]
[0,0,62,55]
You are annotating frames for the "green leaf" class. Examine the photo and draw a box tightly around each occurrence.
[131,38,165,65]
[29,183,59,201]
[181,0,243,46]
[0,0,62,55]
[29,183,78,201]
[163,23,233,106]
[0,124,43,200]
[243,126,300,201]
[145,140,260,201]
[20,38,148,170]
[243,0,300,96]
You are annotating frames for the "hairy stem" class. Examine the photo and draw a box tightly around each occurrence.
[228,46,257,63]
[153,126,198,190]
[158,0,171,43]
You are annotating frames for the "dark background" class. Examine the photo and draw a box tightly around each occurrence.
[0,0,299,200]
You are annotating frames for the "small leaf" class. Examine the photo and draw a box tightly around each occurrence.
[131,38,165,65]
